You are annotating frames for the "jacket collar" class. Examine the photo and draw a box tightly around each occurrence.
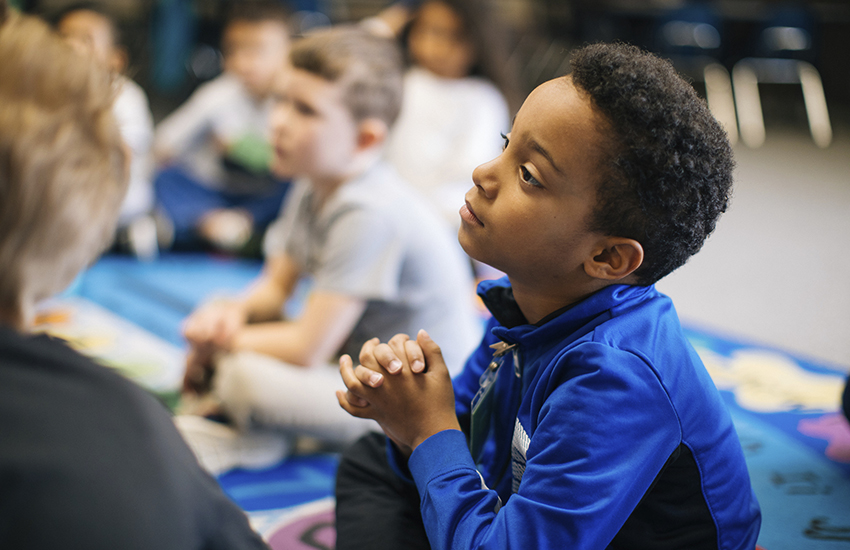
[477,277,656,351]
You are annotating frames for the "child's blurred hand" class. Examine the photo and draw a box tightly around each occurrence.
[182,299,248,351]
[183,344,216,394]
[337,330,461,453]
[182,299,248,393]
[198,208,253,252]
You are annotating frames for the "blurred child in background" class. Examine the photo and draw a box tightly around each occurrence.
[0,5,269,547]
[382,0,518,232]
[56,3,158,259]
[176,26,481,476]
[153,0,290,254]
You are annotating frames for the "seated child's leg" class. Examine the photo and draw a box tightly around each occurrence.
[335,432,431,550]
[229,179,291,233]
[212,350,376,443]
[843,375,849,423]
[154,166,227,246]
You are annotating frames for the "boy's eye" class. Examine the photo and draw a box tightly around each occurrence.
[520,166,542,188]
[500,132,509,151]
[294,101,316,117]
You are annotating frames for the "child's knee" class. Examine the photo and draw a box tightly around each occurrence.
[211,351,260,428]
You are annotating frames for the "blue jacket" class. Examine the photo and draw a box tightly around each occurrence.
[402,278,761,549]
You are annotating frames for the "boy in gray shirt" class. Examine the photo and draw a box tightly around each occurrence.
[178,27,480,475]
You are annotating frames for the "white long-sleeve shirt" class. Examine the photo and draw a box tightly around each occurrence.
[154,73,273,192]
[114,77,154,224]
[384,67,510,229]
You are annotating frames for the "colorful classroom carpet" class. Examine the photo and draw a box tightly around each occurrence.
[50,253,850,549]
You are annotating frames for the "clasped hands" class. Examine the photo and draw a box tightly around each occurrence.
[181,299,248,393]
[337,330,461,456]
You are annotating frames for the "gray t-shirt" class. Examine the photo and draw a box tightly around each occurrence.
[264,163,480,373]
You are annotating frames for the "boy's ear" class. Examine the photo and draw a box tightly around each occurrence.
[356,118,388,152]
[584,237,644,281]
[108,46,129,74]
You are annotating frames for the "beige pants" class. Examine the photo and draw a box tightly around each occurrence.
[213,350,378,444]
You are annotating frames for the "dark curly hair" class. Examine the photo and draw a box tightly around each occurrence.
[570,42,733,285]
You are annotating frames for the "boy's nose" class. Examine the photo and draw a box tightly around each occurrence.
[471,157,499,199]
[270,99,293,128]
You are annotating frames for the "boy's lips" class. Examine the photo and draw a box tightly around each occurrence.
[460,200,483,227]
[274,144,289,161]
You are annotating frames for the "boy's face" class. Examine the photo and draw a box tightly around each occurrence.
[223,20,290,100]
[408,1,475,79]
[459,76,609,284]
[57,10,123,72]
[269,67,359,184]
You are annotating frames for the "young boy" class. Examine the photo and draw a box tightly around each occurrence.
[177,26,480,475]
[0,5,267,548]
[153,1,291,253]
[335,43,762,549]
[56,3,158,258]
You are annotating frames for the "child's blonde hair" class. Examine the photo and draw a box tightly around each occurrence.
[290,26,404,127]
[0,8,127,323]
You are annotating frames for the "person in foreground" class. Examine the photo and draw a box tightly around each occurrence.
[335,42,762,549]
[0,5,267,548]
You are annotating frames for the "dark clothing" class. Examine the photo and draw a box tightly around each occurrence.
[335,432,430,550]
[154,166,289,249]
[843,375,850,423]
[0,325,268,550]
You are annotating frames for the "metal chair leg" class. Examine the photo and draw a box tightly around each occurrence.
[733,61,766,148]
[704,62,738,145]
[797,61,832,148]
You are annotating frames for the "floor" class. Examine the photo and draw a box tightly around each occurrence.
[656,118,850,373]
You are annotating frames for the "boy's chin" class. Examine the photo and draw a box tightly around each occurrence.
[242,80,273,99]
[270,162,296,180]
[457,233,495,271]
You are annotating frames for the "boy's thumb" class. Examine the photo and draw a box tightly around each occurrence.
[416,329,446,369]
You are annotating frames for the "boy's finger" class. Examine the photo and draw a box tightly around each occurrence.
[358,337,383,370]
[388,333,411,348]
[339,355,360,389]
[404,338,426,373]
[360,337,380,354]
[336,390,370,418]
[181,319,195,339]
[340,356,376,406]
[212,320,229,348]
[373,343,404,374]
[417,329,447,373]
[345,390,370,408]
[340,353,353,369]
[387,334,410,359]
[182,320,204,344]
[355,365,384,388]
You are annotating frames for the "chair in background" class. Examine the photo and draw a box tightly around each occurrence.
[731,5,832,148]
[655,3,739,145]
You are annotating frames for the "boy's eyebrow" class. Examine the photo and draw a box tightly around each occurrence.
[529,139,564,175]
